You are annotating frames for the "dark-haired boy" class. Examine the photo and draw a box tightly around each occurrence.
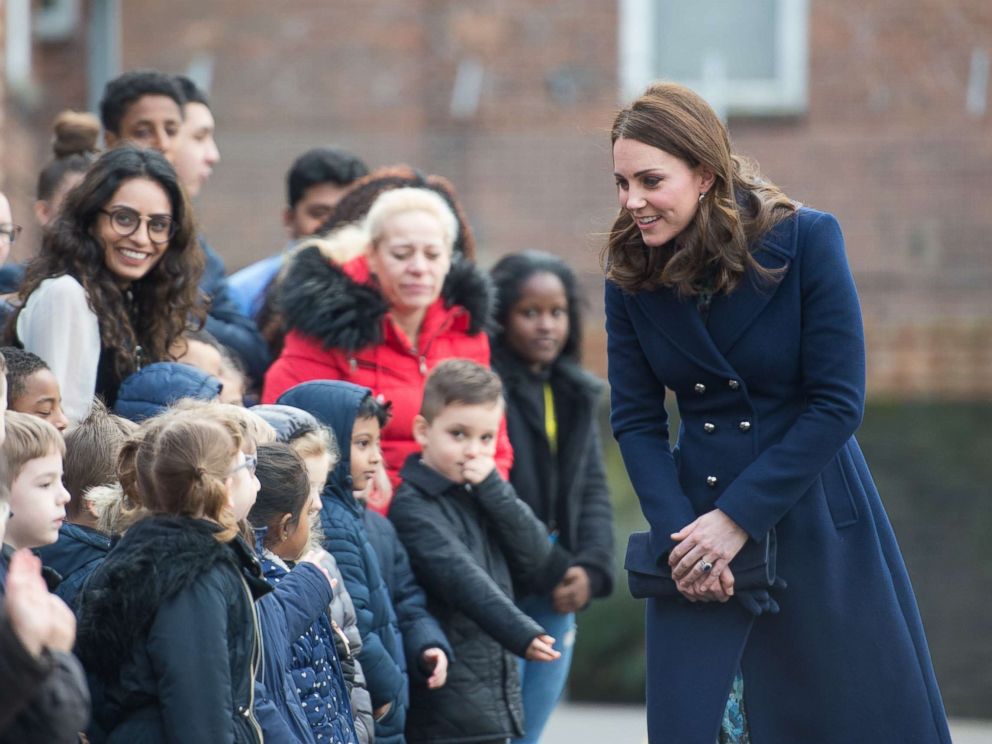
[389,359,565,744]
[228,146,369,317]
[100,69,186,164]
[0,347,69,433]
[172,75,220,199]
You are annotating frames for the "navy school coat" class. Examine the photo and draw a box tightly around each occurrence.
[606,208,951,744]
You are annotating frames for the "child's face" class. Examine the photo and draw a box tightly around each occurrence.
[413,401,503,484]
[6,451,70,549]
[350,416,382,492]
[227,449,260,522]
[505,271,569,372]
[303,452,331,517]
[12,369,70,433]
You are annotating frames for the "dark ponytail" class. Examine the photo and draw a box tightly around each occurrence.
[249,442,310,548]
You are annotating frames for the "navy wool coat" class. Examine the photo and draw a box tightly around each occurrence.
[606,208,951,744]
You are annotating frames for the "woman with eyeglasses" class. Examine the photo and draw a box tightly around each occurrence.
[9,145,204,424]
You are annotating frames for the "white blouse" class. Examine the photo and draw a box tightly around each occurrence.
[17,275,102,424]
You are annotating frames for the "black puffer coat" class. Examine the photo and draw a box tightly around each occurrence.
[389,456,564,743]
[75,516,271,744]
[492,348,616,600]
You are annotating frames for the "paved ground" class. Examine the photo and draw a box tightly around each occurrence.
[542,703,991,743]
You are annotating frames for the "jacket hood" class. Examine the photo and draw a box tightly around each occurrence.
[249,403,322,444]
[113,362,222,422]
[490,343,605,400]
[279,247,495,352]
[276,380,371,495]
[75,515,268,682]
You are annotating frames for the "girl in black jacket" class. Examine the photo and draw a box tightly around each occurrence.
[76,414,270,743]
[490,251,616,743]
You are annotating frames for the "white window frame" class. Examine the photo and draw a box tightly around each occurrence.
[619,0,809,117]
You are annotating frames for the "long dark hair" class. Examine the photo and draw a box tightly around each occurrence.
[490,250,584,364]
[604,82,796,295]
[14,146,205,379]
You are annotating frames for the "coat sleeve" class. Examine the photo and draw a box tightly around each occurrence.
[267,563,335,642]
[467,331,515,479]
[715,212,866,539]
[571,421,616,599]
[390,495,545,658]
[262,334,350,404]
[605,280,698,560]
[380,518,453,678]
[470,472,568,596]
[321,517,404,709]
[146,570,239,744]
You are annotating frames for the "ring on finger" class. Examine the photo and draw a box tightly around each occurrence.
[698,559,713,573]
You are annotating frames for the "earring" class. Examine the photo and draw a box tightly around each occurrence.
[698,192,706,202]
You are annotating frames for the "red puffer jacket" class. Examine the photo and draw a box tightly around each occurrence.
[263,248,512,509]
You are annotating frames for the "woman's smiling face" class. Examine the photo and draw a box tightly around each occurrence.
[95,176,173,284]
[612,137,713,247]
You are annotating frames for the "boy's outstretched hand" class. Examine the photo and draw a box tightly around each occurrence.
[420,647,449,689]
[461,455,496,486]
[525,634,561,662]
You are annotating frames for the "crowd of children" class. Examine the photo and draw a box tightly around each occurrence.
[0,67,615,744]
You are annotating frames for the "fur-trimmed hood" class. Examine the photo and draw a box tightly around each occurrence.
[75,516,269,681]
[278,247,494,352]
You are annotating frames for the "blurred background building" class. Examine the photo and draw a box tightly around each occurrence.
[2,0,990,717]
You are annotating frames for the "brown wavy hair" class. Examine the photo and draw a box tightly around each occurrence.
[13,145,204,379]
[604,82,796,295]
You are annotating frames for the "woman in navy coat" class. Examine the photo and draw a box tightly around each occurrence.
[605,82,951,744]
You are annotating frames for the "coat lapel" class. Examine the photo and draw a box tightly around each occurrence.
[632,285,736,378]
[630,212,799,372]
[706,213,798,356]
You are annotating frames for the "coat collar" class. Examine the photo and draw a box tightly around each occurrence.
[280,248,494,352]
[628,212,798,376]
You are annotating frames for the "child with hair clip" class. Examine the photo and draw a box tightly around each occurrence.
[35,400,135,607]
[113,402,340,744]
[74,415,272,742]
[489,251,615,743]
[251,402,376,744]
[250,442,358,744]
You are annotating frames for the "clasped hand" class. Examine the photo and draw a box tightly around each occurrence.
[668,509,748,603]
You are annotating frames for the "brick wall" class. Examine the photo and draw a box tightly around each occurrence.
[4,0,990,397]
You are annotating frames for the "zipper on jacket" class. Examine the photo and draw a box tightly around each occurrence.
[239,576,265,743]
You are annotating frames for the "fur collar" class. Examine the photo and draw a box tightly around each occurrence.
[278,247,494,352]
[75,516,266,681]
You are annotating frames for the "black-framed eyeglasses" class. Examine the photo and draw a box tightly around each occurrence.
[100,207,177,245]
[0,223,22,245]
[229,453,257,478]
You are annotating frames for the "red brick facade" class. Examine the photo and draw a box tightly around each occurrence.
[1,0,990,397]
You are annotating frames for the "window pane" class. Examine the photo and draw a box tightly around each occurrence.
[655,0,778,81]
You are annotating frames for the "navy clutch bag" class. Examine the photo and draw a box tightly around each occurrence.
[625,528,778,599]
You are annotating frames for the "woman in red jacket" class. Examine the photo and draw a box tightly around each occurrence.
[263,187,510,509]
